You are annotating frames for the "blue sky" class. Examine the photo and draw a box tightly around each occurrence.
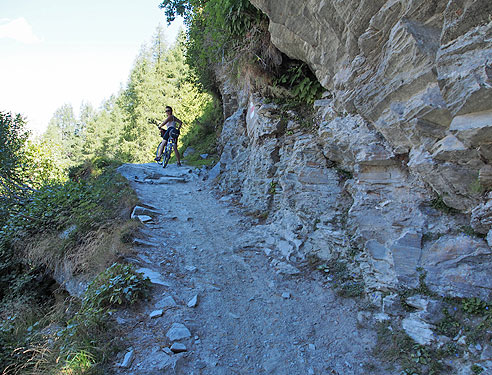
[0,0,183,134]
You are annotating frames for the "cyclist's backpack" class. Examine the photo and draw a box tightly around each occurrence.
[170,128,180,140]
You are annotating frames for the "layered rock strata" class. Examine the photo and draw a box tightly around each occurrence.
[215,0,492,300]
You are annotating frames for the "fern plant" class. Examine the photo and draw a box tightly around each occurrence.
[274,62,323,104]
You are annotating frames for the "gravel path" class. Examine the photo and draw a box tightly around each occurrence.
[115,162,384,375]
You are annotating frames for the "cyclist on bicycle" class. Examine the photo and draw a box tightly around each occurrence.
[155,106,182,166]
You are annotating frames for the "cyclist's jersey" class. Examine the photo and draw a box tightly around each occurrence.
[167,116,179,129]
[160,115,181,139]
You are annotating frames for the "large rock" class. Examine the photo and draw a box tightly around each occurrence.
[471,195,492,234]
[421,235,492,299]
[213,1,492,299]
[250,0,492,213]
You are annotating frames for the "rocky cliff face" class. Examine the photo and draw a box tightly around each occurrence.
[213,0,492,302]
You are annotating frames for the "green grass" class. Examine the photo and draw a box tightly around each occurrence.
[177,96,221,167]
[373,291,492,374]
[313,259,365,298]
[0,158,143,374]
[430,195,459,214]
[374,322,448,374]
[0,263,150,374]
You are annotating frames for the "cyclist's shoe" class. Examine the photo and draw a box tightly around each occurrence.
[155,156,161,162]
[177,162,182,166]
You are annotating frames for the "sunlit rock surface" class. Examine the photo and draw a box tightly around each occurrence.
[214,0,492,299]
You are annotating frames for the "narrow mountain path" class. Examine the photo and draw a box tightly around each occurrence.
[115,162,384,375]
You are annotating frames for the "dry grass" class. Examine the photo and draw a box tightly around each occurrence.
[22,220,140,282]
[23,235,65,271]
[1,295,107,375]
[65,220,139,276]
[2,166,140,374]
[4,346,54,375]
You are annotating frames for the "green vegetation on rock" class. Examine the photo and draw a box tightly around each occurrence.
[159,0,324,106]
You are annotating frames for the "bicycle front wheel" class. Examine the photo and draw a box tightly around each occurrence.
[162,146,172,168]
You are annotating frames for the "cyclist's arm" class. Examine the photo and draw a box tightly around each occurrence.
[159,117,171,130]
[176,117,183,129]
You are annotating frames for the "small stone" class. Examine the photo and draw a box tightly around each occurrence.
[308,344,316,351]
[59,224,77,240]
[228,312,240,319]
[156,296,177,309]
[357,311,372,327]
[374,313,391,322]
[136,268,170,286]
[406,295,428,310]
[150,310,163,318]
[166,323,191,341]
[153,353,172,370]
[170,342,187,353]
[457,335,467,345]
[137,215,153,223]
[402,315,435,345]
[184,265,197,273]
[274,261,301,276]
[119,349,135,368]
[187,295,199,308]
[481,344,492,360]
[163,347,173,355]
[282,292,291,299]
[383,294,403,315]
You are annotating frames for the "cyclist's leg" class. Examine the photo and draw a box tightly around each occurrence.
[155,141,164,160]
[156,130,170,160]
[156,140,165,160]
[173,141,181,165]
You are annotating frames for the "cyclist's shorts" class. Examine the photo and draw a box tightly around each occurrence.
[163,127,180,141]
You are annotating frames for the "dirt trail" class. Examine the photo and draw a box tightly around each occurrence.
[115,162,383,375]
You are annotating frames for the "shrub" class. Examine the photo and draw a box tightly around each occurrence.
[83,263,151,309]
[160,0,269,92]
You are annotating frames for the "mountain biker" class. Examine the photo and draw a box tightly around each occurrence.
[155,106,182,166]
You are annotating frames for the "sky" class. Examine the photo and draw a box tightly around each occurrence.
[0,0,183,135]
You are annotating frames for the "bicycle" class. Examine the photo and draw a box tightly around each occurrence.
[155,127,180,168]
